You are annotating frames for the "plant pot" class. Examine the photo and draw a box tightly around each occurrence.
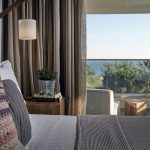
[39,80,55,95]
[49,80,56,95]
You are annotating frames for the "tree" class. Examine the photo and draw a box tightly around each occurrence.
[86,64,103,88]
[137,60,150,92]
[143,60,150,69]
[102,62,138,92]
[102,63,117,89]
[86,64,96,76]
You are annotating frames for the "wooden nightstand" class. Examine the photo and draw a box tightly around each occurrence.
[125,99,147,116]
[25,97,65,115]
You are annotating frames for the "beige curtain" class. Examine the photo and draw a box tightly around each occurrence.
[2,0,60,96]
[60,0,87,115]
[2,0,86,115]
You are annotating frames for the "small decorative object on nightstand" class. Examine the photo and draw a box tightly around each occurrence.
[25,96,65,115]
[37,69,57,95]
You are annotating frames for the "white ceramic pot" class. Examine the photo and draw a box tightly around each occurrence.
[40,80,50,94]
[39,80,55,95]
[49,80,56,95]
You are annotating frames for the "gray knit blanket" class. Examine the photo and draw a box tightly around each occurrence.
[75,115,150,150]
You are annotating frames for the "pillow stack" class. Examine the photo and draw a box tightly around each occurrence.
[0,80,18,149]
[0,60,31,147]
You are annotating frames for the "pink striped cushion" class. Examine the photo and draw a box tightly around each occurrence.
[0,80,18,150]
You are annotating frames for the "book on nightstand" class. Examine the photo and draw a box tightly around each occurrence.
[31,92,62,102]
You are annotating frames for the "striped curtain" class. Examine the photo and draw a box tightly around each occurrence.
[60,0,87,115]
[2,0,60,96]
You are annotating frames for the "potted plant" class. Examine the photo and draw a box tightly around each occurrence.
[38,69,57,95]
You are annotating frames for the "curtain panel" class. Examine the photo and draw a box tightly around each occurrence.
[2,0,86,115]
[2,0,60,96]
[60,0,87,115]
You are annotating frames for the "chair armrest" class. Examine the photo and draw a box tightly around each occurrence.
[114,101,120,109]
[114,101,120,115]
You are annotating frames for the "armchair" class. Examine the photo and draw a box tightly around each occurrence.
[86,89,120,115]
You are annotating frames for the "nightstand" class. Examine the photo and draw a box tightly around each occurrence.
[25,97,65,115]
[125,99,147,116]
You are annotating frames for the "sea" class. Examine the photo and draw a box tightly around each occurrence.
[87,59,143,76]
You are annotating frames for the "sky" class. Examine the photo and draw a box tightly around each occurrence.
[87,14,150,59]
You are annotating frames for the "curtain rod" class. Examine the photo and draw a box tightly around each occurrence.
[0,0,28,19]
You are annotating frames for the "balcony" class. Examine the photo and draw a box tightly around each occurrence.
[86,59,150,115]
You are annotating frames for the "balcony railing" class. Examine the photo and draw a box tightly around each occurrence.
[86,59,150,115]
[87,59,150,93]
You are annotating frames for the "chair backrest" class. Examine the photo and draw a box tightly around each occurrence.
[86,89,115,115]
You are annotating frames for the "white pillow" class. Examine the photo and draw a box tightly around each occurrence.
[0,60,21,93]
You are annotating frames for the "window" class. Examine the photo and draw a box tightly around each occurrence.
[87,14,150,59]
[87,14,150,93]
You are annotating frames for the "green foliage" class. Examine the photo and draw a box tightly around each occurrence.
[86,65,96,76]
[102,64,117,89]
[86,64,103,88]
[103,64,117,78]
[38,69,57,81]
[86,60,150,93]
[103,62,138,92]
[143,60,150,69]
[116,63,138,81]
[136,60,150,92]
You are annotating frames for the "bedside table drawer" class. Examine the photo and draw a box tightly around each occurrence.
[25,99,65,115]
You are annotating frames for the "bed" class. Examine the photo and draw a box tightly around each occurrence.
[26,115,76,150]
[25,114,150,150]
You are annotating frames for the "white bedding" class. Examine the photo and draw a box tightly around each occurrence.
[26,115,76,150]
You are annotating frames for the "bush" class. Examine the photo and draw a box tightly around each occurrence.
[103,62,138,92]
[136,60,150,92]
[86,64,103,88]
[86,60,150,93]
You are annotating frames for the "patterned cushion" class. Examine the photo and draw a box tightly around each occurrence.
[0,80,18,150]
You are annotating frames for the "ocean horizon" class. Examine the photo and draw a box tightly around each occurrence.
[87,59,143,75]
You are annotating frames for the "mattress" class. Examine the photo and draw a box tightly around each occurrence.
[26,115,150,150]
[26,114,76,150]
